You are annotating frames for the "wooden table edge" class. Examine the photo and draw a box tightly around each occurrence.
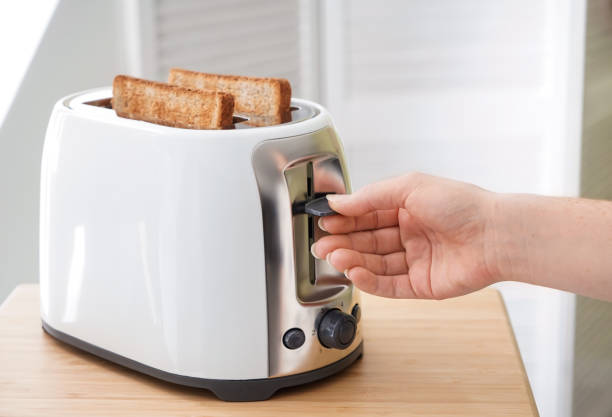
[494,289,540,416]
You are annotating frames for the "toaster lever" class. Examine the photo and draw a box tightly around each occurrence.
[304,196,337,217]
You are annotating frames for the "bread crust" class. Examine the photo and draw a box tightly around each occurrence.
[168,68,292,121]
[112,75,235,130]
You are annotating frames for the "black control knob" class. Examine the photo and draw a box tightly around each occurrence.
[318,309,356,349]
[283,328,306,350]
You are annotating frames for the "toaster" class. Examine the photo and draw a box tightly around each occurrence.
[39,88,363,401]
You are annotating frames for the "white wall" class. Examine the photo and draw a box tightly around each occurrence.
[0,0,128,302]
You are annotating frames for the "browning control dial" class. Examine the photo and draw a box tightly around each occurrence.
[317,309,356,349]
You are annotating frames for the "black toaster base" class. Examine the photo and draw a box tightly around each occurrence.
[41,320,363,402]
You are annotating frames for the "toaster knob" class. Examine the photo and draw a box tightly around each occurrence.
[283,328,306,350]
[318,309,356,350]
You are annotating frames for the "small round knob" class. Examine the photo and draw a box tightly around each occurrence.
[318,309,356,349]
[283,328,305,350]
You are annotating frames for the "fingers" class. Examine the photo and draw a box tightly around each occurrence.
[327,248,408,275]
[344,267,417,299]
[325,250,434,299]
[319,209,399,234]
[326,173,424,217]
[312,227,403,258]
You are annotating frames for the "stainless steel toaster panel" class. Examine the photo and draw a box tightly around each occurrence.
[252,126,362,378]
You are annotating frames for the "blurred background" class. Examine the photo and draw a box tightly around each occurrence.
[0,0,611,416]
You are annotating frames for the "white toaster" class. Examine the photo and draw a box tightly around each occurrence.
[39,88,363,401]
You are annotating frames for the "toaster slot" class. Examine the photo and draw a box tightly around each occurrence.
[285,157,349,303]
[306,161,316,285]
[285,161,315,294]
[287,160,318,287]
[84,98,112,108]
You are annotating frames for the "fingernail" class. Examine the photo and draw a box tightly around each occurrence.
[344,269,352,280]
[318,217,327,232]
[310,244,321,259]
[326,252,333,264]
[326,194,347,204]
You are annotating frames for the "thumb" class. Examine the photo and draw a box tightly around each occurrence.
[327,173,422,217]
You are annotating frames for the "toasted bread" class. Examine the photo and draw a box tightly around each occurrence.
[112,75,234,130]
[168,68,291,123]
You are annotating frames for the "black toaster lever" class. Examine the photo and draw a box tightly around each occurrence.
[304,196,337,217]
[292,195,337,217]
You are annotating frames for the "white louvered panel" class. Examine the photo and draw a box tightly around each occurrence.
[345,0,546,95]
[153,0,305,95]
[323,2,584,417]
[322,0,568,192]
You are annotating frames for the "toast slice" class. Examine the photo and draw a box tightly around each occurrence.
[168,68,292,124]
[112,75,235,130]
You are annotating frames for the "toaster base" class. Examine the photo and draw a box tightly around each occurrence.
[41,320,363,401]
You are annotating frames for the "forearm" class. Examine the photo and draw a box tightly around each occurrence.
[490,193,612,300]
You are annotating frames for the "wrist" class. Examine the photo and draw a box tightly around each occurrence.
[484,192,533,284]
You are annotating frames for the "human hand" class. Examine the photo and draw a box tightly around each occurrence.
[311,173,501,299]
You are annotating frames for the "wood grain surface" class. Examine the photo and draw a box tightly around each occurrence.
[0,284,538,416]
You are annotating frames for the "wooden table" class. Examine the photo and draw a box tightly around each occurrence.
[0,284,538,416]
